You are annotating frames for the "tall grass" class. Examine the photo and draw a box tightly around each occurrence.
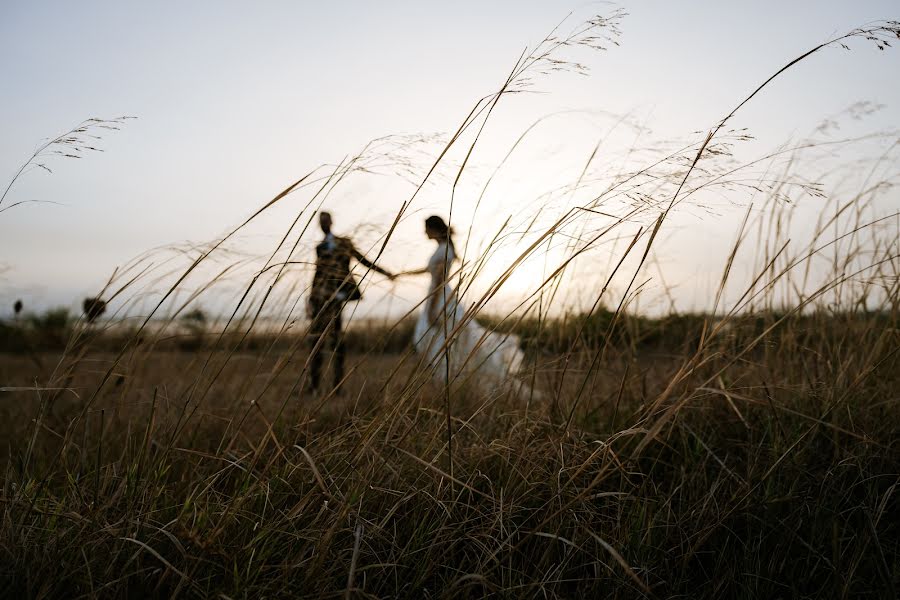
[1,14,899,599]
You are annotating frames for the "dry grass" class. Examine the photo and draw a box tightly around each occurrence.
[1,312,897,598]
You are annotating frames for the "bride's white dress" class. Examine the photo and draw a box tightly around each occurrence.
[413,241,525,393]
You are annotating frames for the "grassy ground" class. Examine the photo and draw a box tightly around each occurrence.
[1,312,897,599]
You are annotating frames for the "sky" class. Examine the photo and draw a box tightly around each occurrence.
[1,1,899,320]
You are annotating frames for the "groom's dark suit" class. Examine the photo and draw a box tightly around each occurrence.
[308,234,389,391]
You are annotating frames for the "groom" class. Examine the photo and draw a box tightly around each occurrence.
[307,211,393,393]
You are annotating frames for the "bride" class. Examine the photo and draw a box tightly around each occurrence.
[398,216,526,394]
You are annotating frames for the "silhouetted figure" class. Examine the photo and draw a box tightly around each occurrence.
[13,299,23,317]
[397,216,526,394]
[83,297,106,323]
[307,211,393,394]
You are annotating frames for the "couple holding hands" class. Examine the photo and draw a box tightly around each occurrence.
[307,211,524,395]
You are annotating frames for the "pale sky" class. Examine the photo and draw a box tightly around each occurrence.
[2,1,899,319]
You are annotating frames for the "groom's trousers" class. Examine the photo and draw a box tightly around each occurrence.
[308,298,346,391]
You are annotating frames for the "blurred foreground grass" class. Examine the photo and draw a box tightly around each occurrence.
[1,310,897,598]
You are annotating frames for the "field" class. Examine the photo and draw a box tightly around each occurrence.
[1,309,898,598]
[3,11,900,600]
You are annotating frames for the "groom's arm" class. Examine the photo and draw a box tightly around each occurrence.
[348,241,392,277]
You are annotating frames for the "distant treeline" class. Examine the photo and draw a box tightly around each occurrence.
[2,304,893,356]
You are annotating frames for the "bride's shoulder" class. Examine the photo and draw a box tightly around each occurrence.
[431,241,454,259]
